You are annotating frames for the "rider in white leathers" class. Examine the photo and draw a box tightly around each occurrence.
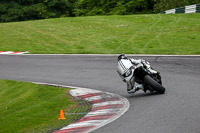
[117,54,157,94]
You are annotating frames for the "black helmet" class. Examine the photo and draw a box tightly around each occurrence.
[118,54,127,61]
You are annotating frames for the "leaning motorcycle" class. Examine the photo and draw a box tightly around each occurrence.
[133,62,165,94]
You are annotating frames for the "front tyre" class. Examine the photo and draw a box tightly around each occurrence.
[143,75,165,94]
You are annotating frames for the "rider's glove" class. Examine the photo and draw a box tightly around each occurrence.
[141,60,151,69]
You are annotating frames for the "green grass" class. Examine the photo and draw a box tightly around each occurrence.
[0,80,90,133]
[0,14,200,54]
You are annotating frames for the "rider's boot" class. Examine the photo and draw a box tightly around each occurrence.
[128,84,144,94]
[127,88,136,94]
[135,84,144,91]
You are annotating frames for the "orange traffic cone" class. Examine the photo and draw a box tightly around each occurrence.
[58,110,66,120]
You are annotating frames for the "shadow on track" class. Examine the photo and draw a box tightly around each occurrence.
[127,92,161,98]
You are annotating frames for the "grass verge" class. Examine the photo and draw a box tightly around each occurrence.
[0,80,91,133]
[0,14,200,55]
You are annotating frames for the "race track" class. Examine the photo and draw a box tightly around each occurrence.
[0,55,200,133]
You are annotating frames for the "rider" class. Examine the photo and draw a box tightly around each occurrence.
[117,54,157,94]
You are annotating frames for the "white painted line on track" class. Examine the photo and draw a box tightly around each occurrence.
[5,53,200,57]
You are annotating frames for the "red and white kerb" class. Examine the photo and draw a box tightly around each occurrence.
[54,88,129,133]
[0,51,28,55]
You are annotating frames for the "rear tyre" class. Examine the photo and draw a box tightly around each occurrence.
[143,75,165,94]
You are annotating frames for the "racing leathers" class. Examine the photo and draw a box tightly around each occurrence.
[117,57,157,94]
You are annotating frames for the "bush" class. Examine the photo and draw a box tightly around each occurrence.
[74,0,154,16]
[1,0,199,22]
[0,0,76,22]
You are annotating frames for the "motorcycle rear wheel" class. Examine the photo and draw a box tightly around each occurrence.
[143,75,165,94]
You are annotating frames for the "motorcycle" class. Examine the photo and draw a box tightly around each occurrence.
[133,62,165,94]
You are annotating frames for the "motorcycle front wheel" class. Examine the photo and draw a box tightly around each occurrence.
[143,75,165,94]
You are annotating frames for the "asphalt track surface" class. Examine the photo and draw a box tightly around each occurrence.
[0,55,200,133]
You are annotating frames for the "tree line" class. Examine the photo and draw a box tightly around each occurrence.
[0,0,199,22]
